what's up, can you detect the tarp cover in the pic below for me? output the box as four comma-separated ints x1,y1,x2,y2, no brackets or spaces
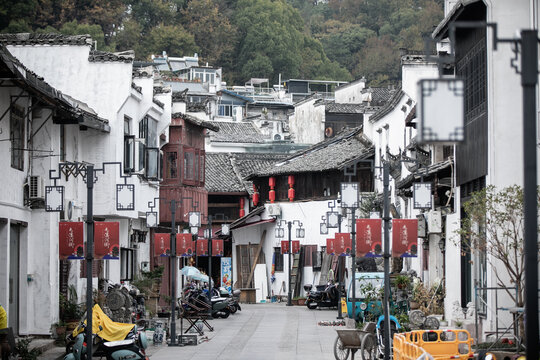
72,304,135,341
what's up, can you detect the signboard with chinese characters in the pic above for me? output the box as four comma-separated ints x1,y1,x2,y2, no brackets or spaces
154,233,170,257
291,240,300,254
212,239,224,256
326,238,335,255
392,219,418,258
197,239,208,256
59,222,84,260
176,233,194,257
280,240,289,254
94,222,119,260
356,219,382,257
221,257,232,292
335,233,352,256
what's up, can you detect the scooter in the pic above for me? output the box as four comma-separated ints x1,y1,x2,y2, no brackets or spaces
183,286,231,319
304,282,339,310
64,305,148,360
212,287,242,314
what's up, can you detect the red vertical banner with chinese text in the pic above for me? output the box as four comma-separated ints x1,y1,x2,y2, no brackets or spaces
392,219,418,257
176,233,194,257
335,233,352,256
281,240,289,254
59,222,84,260
95,222,119,259
356,219,382,257
292,240,300,254
326,238,335,255
197,239,209,256
154,233,170,257
212,239,224,256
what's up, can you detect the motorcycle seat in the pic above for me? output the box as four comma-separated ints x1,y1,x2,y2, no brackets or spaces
103,339,135,347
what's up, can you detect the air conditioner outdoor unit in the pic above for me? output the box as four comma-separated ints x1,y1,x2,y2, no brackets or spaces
29,175,44,199
266,204,281,216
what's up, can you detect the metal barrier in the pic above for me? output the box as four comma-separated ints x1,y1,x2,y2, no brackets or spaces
394,329,474,360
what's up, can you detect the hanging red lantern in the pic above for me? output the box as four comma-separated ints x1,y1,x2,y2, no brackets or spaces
252,184,259,206
268,176,276,188
288,187,295,202
269,190,276,203
288,175,295,186
239,197,245,217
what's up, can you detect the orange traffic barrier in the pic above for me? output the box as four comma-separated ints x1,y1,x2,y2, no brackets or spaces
394,329,474,360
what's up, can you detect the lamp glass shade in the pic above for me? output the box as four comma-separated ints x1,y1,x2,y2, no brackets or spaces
327,211,340,228
221,224,230,236
190,226,199,235
296,228,305,238
188,211,201,227
275,227,284,238
320,222,328,235
340,182,360,208
146,212,158,228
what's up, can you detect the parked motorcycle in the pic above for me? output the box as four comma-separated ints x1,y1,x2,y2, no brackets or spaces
182,285,231,319
212,287,242,314
64,305,148,360
304,282,339,310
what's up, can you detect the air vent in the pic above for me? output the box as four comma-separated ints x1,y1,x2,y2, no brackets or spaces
29,175,44,199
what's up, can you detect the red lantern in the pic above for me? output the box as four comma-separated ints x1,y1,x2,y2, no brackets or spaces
269,176,276,188
253,191,259,206
269,190,276,203
239,197,246,217
288,175,295,186
288,187,295,202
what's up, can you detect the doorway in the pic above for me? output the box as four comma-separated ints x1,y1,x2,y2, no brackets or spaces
9,223,21,334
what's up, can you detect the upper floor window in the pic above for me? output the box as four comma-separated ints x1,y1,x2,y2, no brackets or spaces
124,115,160,180
11,104,24,170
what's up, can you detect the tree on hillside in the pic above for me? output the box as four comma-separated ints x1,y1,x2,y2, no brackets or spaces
144,24,198,59
457,185,540,340
298,36,351,81
0,0,37,32
181,0,237,67
234,0,304,82
353,35,399,86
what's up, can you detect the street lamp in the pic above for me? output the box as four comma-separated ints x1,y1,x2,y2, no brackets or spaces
275,219,305,306
46,161,135,357
146,196,198,347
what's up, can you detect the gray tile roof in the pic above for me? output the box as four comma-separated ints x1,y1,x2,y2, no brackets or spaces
323,102,366,113
246,127,374,179
0,33,92,46
367,87,398,107
171,112,219,131
208,121,267,143
368,89,405,123
88,50,134,63
205,152,288,193
396,158,454,189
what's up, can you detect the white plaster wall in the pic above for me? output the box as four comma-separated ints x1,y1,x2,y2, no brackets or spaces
401,60,438,100
289,98,325,144
335,80,366,104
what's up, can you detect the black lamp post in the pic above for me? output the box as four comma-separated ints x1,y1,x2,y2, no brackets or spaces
47,161,135,357
146,196,198,347
275,219,305,306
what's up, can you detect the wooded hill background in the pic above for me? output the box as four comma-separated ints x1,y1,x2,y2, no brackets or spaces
1,0,443,86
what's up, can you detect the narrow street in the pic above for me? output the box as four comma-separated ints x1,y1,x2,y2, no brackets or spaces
151,303,342,360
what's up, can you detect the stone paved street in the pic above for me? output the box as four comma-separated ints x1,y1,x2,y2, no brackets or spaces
150,303,343,360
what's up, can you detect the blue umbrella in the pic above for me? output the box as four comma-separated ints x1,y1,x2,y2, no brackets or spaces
181,266,200,278
191,273,209,283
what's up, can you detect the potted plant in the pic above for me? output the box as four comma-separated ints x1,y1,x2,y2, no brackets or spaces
59,286,84,330
394,275,411,290
296,297,307,306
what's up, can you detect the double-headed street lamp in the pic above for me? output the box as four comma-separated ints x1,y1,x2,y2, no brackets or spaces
275,219,305,306
146,196,198,347
46,161,135,357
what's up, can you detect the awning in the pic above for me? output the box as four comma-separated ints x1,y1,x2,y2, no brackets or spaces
215,206,274,235
396,158,454,189
232,218,275,230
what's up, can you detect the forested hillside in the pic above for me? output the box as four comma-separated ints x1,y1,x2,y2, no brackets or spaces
0,0,443,86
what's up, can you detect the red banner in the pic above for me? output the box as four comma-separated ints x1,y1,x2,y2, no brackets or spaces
335,233,352,256
59,222,84,260
292,240,300,254
281,240,289,254
154,233,170,257
176,233,194,257
212,239,224,257
94,222,119,260
392,219,418,257
197,239,208,256
356,219,383,257
326,238,335,255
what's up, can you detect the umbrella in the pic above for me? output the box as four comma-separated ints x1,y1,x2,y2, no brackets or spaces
191,273,209,283
181,266,200,278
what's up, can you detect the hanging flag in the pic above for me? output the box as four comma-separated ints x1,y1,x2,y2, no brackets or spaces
392,219,418,257
197,239,208,256
59,222,84,260
154,233,170,257
326,238,335,255
356,219,383,257
212,239,224,256
281,240,289,254
335,233,352,256
95,222,120,260
176,233,194,257
292,240,300,254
